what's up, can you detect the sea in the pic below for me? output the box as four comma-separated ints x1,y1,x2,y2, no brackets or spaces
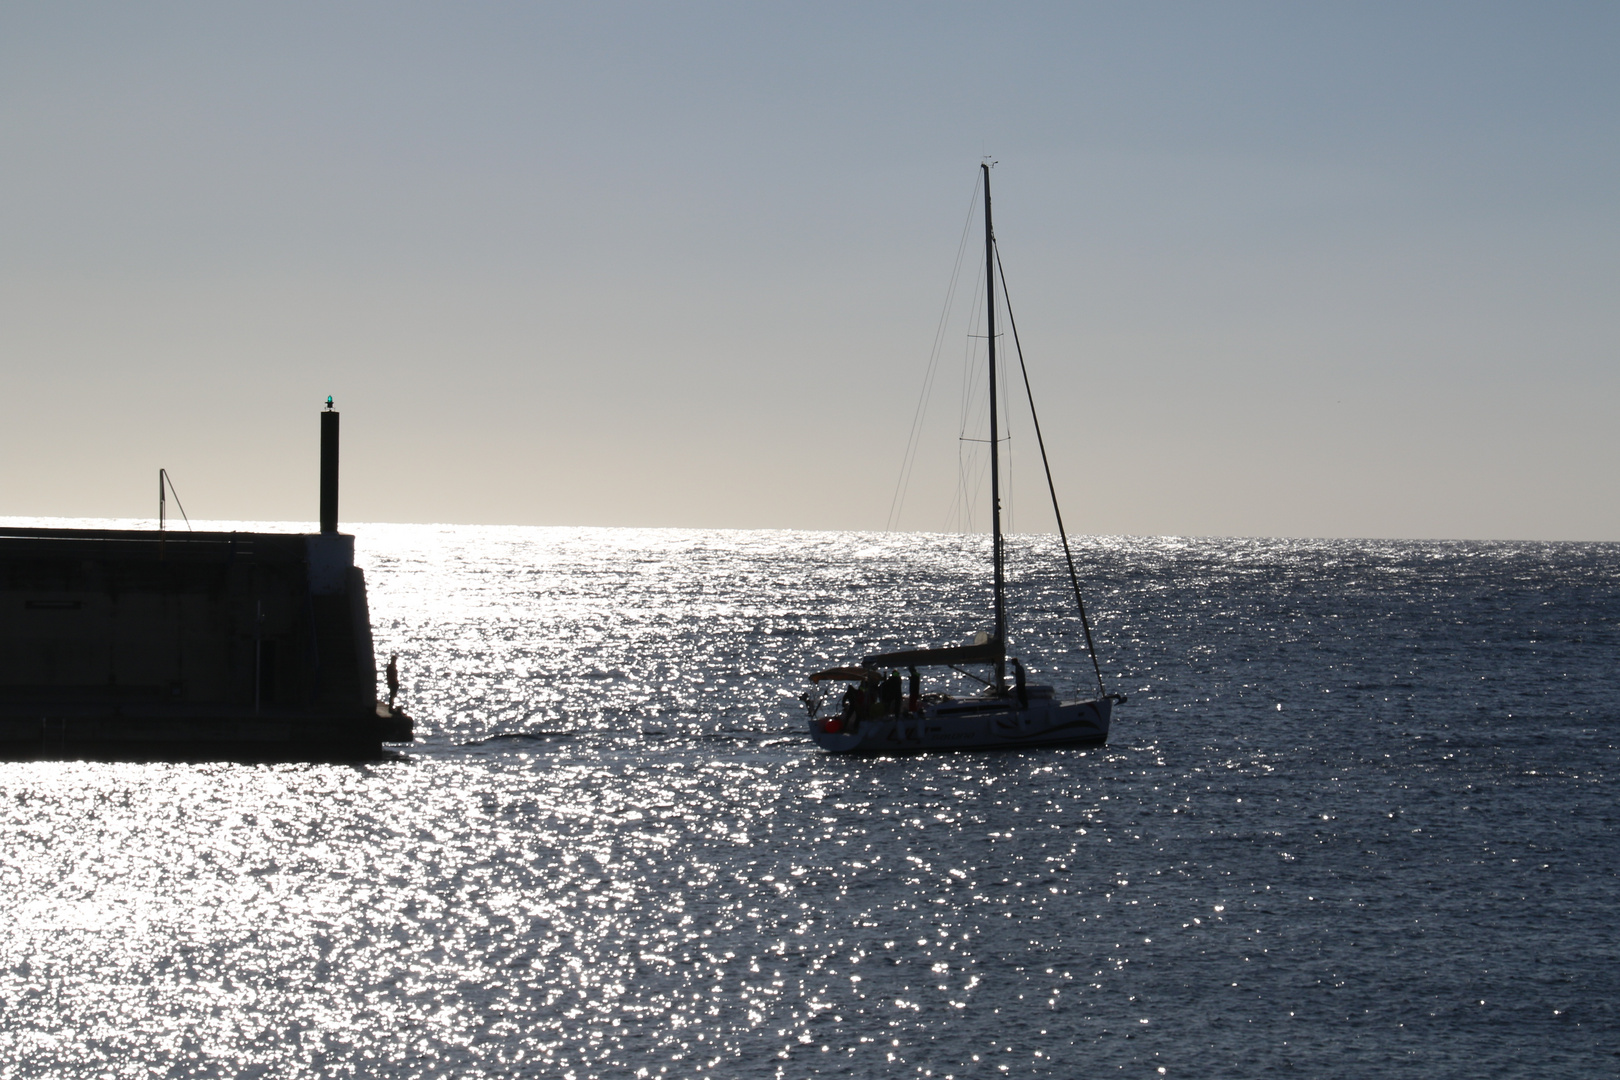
1,524,1616,1079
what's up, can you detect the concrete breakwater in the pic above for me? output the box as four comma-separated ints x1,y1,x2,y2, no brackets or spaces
0,527,409,757
0,405,412,758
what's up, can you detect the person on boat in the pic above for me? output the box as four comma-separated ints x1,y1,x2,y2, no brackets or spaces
840,684,860,730
859,672,883,721
1013,658,1027,708
386,654,400,709
908,666,921,712
880,671,904,718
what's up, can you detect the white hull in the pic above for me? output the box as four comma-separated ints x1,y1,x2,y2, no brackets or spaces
809,694,1111,754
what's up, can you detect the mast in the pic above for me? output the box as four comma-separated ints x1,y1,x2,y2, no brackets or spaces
983,162,1007,689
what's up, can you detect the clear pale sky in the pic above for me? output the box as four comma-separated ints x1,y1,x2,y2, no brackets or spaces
2,3,1616,539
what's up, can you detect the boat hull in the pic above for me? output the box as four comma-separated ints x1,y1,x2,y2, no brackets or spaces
809,695,1111,754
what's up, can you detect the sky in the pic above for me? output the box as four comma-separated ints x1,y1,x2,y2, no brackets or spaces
1,2,1616,539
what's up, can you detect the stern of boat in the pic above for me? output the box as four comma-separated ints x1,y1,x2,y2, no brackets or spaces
808,716,868,753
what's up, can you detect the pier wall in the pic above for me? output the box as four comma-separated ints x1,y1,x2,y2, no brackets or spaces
0,526,404,756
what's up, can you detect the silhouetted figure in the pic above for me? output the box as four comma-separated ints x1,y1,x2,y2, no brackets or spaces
1012,657,1028,708
386,653,399,709
840,685,858,729
880,671,904,717
908,666,921,711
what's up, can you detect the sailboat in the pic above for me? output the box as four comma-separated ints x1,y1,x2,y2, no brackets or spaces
804,164,1125,753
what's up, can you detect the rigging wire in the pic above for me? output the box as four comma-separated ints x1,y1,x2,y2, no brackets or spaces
948,275,1017,538
1001,317,1016,536
158,469,193,532
994,241,1107,699
948,259,990,534
885,176,983,532
956,266,986,441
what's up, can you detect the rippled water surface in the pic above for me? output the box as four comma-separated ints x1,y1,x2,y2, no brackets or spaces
2,526,1617,1078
